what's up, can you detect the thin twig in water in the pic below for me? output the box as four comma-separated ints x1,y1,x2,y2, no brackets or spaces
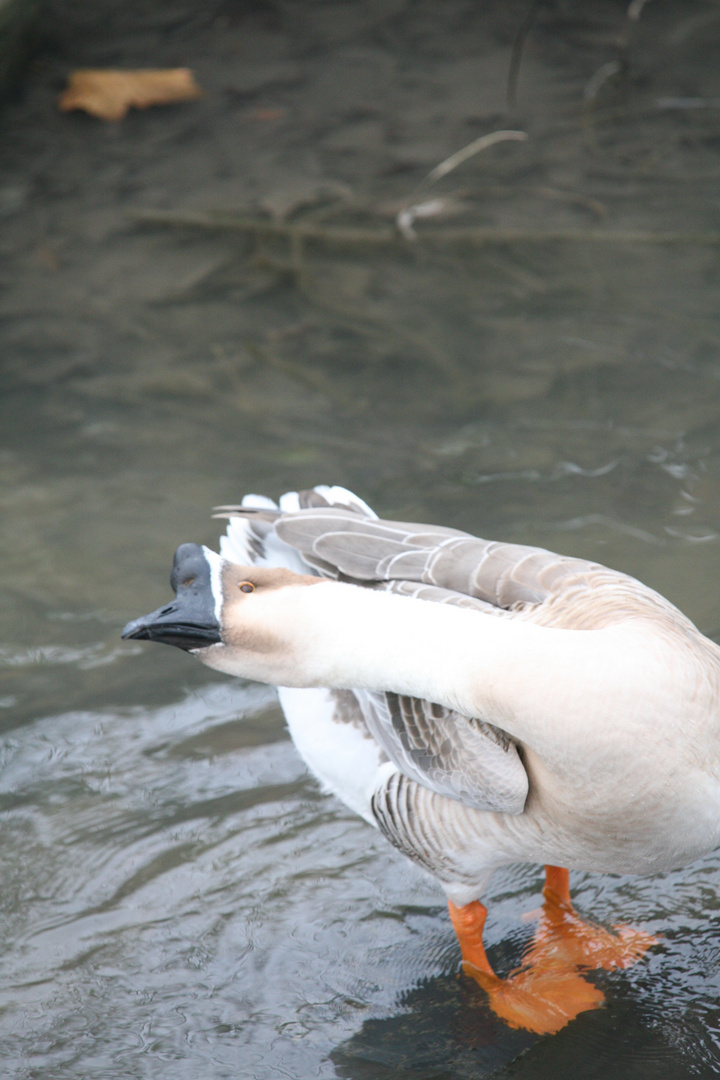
507,0,542,107
395,129,528,239
584,61,622,103
396,199,448,242
585,0,654,127
425,131,528,185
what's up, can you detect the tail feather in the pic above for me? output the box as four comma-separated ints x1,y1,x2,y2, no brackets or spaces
306,485,377,518
219,514,310,573
240,493,279,510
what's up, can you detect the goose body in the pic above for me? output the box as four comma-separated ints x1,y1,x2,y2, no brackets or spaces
122,485,720,1033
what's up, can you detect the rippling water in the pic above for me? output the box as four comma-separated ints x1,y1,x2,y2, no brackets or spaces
3,1,720,1076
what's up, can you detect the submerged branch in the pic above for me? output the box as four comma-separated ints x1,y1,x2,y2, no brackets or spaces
131,209,720,248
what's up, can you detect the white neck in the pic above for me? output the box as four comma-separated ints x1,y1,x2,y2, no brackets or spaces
303,584,495,708
202,575,653,762
280,580,613,750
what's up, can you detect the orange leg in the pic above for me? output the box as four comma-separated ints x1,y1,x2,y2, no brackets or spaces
544,865,572,907
522,865,659,972
448,898,604,1035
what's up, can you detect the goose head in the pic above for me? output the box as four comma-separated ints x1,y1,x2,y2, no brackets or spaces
121,543,325,685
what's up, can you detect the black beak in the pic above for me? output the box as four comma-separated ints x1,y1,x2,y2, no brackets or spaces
121,543,222,652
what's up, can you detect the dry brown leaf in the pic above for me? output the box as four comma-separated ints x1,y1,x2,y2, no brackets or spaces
58,68,202,121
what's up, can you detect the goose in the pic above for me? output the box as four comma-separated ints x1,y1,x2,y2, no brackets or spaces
122,485,720,1034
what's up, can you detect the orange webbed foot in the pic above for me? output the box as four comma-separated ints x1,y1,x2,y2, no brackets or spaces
523,909,658,972
464,959,604,1035
448,897,604,1035
523,866,659,972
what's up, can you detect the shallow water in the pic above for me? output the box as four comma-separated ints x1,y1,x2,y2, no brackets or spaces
2,1,720,1076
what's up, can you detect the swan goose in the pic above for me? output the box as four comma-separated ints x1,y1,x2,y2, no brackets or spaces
122,485,720,1034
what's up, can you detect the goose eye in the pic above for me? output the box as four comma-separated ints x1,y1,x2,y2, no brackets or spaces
238,581,255,593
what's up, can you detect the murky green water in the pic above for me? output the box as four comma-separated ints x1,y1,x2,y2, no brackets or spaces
2,1,720,1076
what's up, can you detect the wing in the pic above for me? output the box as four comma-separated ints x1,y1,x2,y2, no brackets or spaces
271,507,686,630
271,507,582,602
355,689,527,814
371,769,498,894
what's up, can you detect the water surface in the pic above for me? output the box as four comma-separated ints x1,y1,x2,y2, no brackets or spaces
2,1,720,1076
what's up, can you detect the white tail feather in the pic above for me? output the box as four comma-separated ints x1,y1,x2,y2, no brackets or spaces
241,494,278,510
312,485,377,518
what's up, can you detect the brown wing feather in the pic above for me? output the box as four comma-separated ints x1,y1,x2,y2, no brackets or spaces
371,770,498,892
274,508,690,630
355,688,528,813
